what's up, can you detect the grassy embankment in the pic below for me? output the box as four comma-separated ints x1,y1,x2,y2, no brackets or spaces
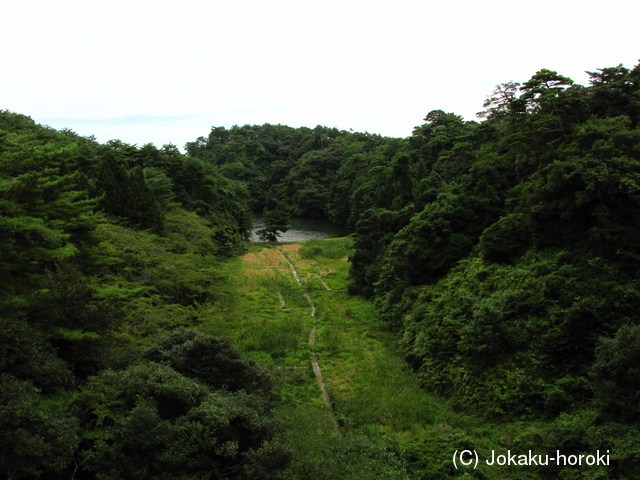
197,237,530,479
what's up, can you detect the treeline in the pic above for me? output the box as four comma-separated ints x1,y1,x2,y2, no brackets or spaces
188,63,640,478
184,123,392,224
348,65,640,478
0,112,290,479
348,65,640,417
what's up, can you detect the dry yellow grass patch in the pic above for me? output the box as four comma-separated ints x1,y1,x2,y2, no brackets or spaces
280,244,302,254
242,267,290,278
296,258,336,277
279,243,334,276
242,247,287,268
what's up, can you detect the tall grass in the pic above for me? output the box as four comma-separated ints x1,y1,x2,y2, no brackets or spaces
299,236,354,259
199,239,510,479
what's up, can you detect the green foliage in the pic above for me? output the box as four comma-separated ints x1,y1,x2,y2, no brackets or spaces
93,220,227,307
257,205,290,242
477,81,521,120
0,315,75,392
143,166,177,212
299,236,354,260
382,190,481,285
126,166,164,231
479,213,531,262
0,374,78,479
348,207,413,297
591,324,640,422
280,405,413,480
405,426,485,479
95,153,130,220
522,116,640,261
0,129,97,302
143,328,275,395
519,69,574,112
74,361,289,479
28,262,114,377
3,59,640,478
284,149,339,217
337,65,640,472
587,63,640,123
399,249,640,419
184,122,389,222
0,111,257,479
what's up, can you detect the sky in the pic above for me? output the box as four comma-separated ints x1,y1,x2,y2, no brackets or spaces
2,0,639,151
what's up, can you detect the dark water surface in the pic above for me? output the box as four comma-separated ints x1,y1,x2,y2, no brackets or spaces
249,216,352,242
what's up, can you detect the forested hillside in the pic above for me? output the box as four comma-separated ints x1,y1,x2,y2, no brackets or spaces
2,60,640,479
0,112,289,479
348,65,640,425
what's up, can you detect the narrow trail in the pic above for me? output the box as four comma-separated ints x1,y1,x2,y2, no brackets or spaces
280,249,302,286
278,247,332,410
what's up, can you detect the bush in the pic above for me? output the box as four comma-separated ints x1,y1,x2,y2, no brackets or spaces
143,328,275,395
0,315,74,392
479,213,531,263
591,324,640,422
0,375,78,479
74,361,289,479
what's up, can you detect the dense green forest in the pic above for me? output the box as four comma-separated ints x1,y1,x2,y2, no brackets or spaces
0,113,287,479
2,60,640,479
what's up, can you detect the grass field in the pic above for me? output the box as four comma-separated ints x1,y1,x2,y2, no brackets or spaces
197,238,515,479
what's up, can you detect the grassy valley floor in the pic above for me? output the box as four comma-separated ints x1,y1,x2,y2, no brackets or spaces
196,238,529,480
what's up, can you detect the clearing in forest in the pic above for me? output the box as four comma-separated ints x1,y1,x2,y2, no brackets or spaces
204,239,439,434
199,238,496,478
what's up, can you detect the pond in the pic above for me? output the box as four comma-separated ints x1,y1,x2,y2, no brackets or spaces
248,216,352,242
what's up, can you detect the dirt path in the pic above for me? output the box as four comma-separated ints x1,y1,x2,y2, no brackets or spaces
278,247,332,410
280,249,302,286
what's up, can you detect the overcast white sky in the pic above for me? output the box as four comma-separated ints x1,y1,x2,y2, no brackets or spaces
2,0,639,150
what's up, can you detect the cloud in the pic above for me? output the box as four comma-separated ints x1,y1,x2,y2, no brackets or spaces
3,0,639,147
40,115,200,127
